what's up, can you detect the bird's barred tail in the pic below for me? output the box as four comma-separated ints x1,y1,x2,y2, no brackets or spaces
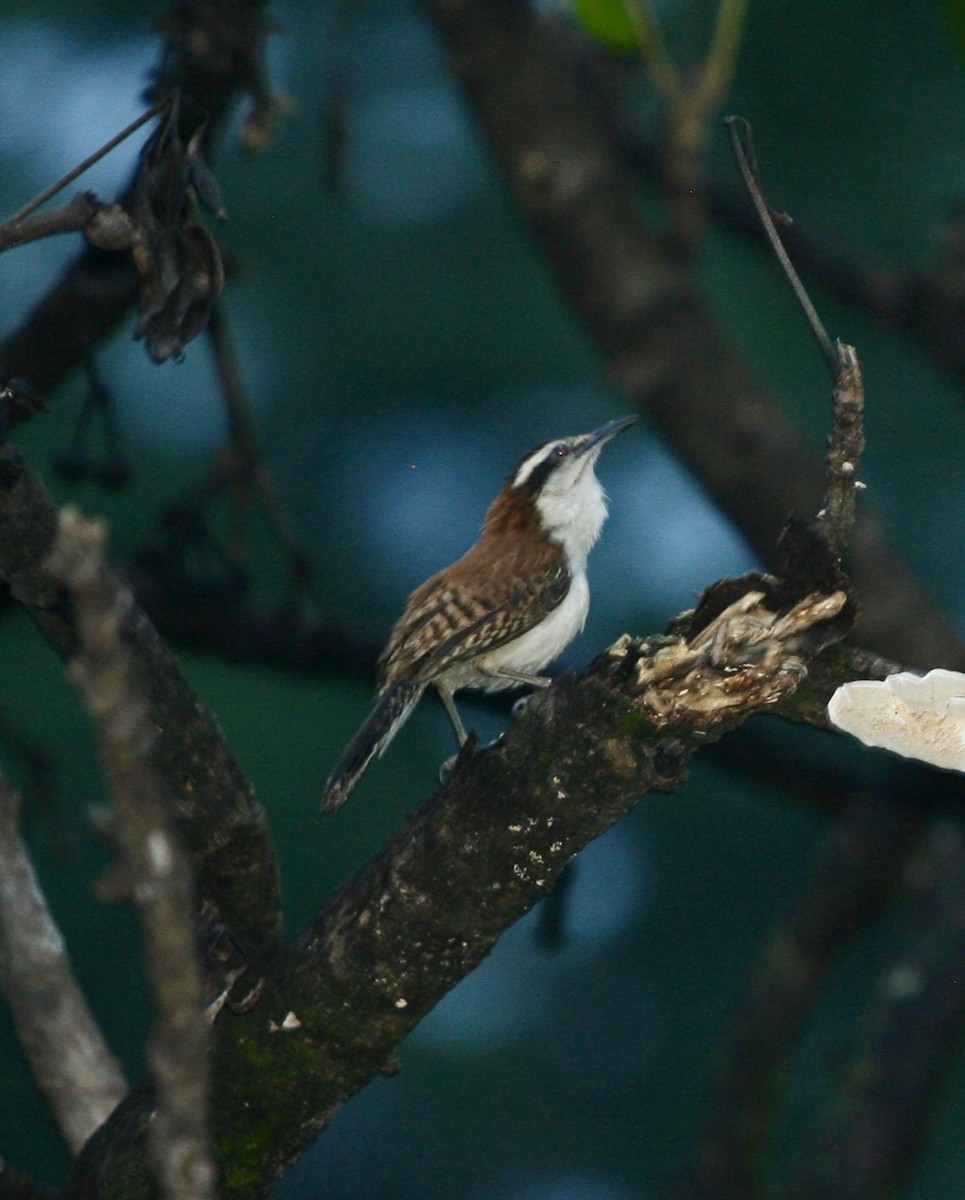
322,682,424,812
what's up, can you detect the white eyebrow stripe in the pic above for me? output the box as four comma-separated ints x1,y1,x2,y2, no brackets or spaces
512,442,554,488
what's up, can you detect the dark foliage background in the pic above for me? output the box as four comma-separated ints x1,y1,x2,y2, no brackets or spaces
0,1,962,1197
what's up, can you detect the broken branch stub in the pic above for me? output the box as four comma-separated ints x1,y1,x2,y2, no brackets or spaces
594,588,850,736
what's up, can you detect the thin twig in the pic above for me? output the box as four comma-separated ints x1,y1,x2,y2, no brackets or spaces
206,302,314,587
573,45,965,386
725,115,840,379
0,769,127,1153
1,99,168,229
696,0,749,110
0,0,276,405
726,116,864,556
622,0,680,98
0,193,100,254
46,508,215,1200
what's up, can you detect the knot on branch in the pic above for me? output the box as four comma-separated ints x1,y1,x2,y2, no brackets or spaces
85,201,138,252
599,589,849,730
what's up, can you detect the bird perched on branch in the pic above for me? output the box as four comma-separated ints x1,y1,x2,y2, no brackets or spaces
322,415,636,811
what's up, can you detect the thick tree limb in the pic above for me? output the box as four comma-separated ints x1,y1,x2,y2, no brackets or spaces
420,0,962,674
64,579,852,1199
0,771,127,1154
59,356,862,1197
0,446,282,978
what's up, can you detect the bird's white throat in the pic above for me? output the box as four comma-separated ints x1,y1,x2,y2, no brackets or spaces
535,467,609,568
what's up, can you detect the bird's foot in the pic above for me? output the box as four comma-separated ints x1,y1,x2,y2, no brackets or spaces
438,730,479,784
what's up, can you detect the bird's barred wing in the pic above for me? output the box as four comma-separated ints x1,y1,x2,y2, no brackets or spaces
380,559,571,686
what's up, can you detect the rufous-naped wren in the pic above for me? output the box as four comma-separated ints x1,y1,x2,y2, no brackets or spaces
322,415,636,810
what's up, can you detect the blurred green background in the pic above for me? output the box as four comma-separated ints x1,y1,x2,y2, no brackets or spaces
0,1,963,1196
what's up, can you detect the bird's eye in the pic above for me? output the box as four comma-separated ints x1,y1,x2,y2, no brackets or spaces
553,443,569,459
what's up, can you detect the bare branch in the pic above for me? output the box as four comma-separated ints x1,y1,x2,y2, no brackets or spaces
726,116,839,376
46,508,215,1200
573,50,965,388
0,101,168,231
726,121,866,560
701,174,898,757
0,445,282,980
0,770,127,1153
0,97,158,253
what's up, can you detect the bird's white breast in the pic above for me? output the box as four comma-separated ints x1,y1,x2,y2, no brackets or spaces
484,569,590,677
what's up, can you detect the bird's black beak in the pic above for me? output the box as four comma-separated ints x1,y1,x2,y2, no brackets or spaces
576,414,638,457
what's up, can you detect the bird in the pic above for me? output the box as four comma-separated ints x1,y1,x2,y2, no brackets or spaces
322,415,636,811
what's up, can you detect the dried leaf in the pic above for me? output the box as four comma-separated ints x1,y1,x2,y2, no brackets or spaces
129,100,226,363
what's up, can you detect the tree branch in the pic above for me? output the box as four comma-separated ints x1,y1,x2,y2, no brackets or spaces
65,577,853,1198
0,770,127,1154
0,194,108,255
46,508,216,1200
0,446,282,979
60,343,868,1196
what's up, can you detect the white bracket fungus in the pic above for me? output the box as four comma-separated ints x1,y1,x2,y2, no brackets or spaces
827,669,965,773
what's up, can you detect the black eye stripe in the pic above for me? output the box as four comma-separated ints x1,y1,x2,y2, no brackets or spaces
520,449,570,492
507,438,577,492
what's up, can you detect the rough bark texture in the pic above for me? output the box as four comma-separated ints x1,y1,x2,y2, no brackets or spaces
0,775,127,1154
0,447,282,978
48,509,216,1200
